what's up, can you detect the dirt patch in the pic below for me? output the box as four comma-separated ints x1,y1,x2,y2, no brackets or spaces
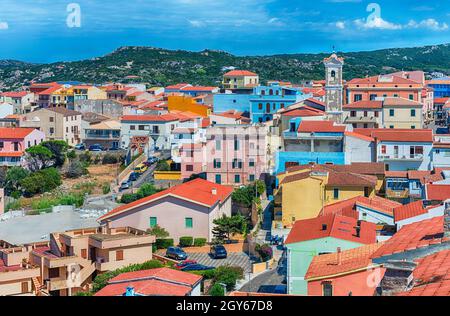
63,163,121,195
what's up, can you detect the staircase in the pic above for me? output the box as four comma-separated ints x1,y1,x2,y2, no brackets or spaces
32,277,46,296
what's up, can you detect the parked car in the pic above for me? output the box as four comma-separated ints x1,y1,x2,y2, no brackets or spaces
147,156,159,165
166,247,188,261
75,143,86,150
134,163,148,174
181,264,215,272
210,245,228,259
128,172,140,182
119,181,131,192
174,260,198,270
89,144,103,152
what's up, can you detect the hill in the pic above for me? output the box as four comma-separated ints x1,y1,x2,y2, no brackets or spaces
1,44,450,90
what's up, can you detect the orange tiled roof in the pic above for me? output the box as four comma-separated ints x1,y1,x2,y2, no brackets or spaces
305,243,384,280
297,120,346,133
95,279,193,296
285,214,377,245
224,70,258,77
371,216,446,259
347,75,421,86
426,184,450,201
1,91,29,98
281,106,325,117
321,195,401,218
353,128,433,143
393,200,427,222
397,249,450,296
99,178,233,221
343,100,383,109
0,127,36,139
121,114,179,122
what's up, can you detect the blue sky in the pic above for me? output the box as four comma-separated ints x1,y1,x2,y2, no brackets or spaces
0,0,449,63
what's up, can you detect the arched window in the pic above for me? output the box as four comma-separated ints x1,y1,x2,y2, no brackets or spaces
258,103,263,110
331,70,336,78
269,89,273,95
261,90,265,95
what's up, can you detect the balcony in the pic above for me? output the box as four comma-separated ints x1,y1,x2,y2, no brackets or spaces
378,154,424,162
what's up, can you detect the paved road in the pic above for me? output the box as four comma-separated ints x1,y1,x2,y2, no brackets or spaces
239,251,287,293
186,252,254,274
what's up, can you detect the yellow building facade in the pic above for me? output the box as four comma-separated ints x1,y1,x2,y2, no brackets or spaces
168,95,211,117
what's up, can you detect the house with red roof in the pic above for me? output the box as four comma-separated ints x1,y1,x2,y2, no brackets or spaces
98,178,233,243
222,70,259,90
394,200,445,230
343,100,383,129
0,91,35,114
353,128,433,171
285,214,377,295
0,127,45,167
305,243,385,296
94,267,202,296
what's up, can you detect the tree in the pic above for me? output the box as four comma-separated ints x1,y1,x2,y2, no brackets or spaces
41,140,69,167
209,283,225,296
213,266,244,291
21,168,62,197
4,166,29,195
255,180,266,196
65,160,88,178
25,145,54,171
212,214,247,242
147,225,170,238
156,159,170,171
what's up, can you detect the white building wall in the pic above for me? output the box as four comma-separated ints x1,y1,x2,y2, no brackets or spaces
345,135,374,164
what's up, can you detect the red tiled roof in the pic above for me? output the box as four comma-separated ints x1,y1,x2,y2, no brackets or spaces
393,200,427,222
434,98,450,104
343,100,383,109
165,83,191,90
347,75,421,86
383,97,422,107
426,184,450,201
181,86,218,92
397,249,450,296
371,216,446,259
281,106,324,117
99,178,233,221
281,163,385,177
344,131,374,142
327,172,377,187
353,128,433,143
0,152,23,157
285,214,377,245
321,196,401,218
305,243,384,280
95,279,193,296
297,120,346,133
110,267,202,285
224,70,258,77
1,91,29,98
0,127,36,139
121,114,179,122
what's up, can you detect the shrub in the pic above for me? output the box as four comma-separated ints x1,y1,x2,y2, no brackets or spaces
93,155,101,165
67,150,77,160
65,160,88,179
79,151,92,164
156,160,170,171
147,225,170,238
209,283,225,296
256,244,273,262
179,236,194,247
155,238,174,249
21,168,62,197
194,238,207,247
102,183,111,195
189,269,216,280
102,154,118,165
213,266,244,291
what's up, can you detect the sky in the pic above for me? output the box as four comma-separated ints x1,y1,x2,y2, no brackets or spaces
0,0,450,63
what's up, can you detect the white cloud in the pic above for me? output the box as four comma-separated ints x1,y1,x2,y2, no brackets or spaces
187,20,206,28
354,17,402,30
268,17,285,27
407,19,448,31
0,21,8,30
336,21,346,29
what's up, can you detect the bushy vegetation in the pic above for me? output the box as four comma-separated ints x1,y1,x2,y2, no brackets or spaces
21,168,62,197
209,283,225,296
232,180,265,208
120,183,160,204
147,225,170,239
194,238,207,247
255,244,273,262
155,159,170,171
179,236,194,247
212,214,247,243
155,238,174,249
65,160,88,179
102,154,119,165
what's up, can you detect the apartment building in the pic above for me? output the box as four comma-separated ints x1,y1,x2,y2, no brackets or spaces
0,127,45,167
21,107,82,146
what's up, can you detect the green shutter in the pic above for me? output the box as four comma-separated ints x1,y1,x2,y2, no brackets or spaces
185,217,193,228
149,217,157,228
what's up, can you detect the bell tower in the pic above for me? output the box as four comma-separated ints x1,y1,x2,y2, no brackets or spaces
324,52,344,123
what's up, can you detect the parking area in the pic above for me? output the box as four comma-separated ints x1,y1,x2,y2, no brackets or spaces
186,252,254,274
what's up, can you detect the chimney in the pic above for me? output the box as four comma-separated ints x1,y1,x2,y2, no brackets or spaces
337,247,342,265
444,199,450,237
0,188,4,216
212,188,217,196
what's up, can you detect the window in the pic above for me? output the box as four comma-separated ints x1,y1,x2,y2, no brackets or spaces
249,159,255,167
389,109,395,117
152,126,159,134
389,125,394,129
116,250,124,261
323,282,333,296
364,187,370,198
232,159,243,169
269,89,273,96
249,174,255,182
331,70,336,78
393,94,399,97
149,217,157,228
411,109,416,117
374,111,379,118
364,111,368,117
130,125,136,130
213,159,222,169
350,111,356,117
0,142,3,149
333,188,339,200
370,94,377,101
234,139,240,151
381,145,387,154
215,174,222,184
411,125,416,129
185,217,193,229
186,165,193,172
81,249,87,259
235,175,241,183
49,127,54,134
49,117,54,122
13,142,19,151
138,125,145,131
409,94,414,100
215,140,221,151
354,94,362,102
258,103,263,110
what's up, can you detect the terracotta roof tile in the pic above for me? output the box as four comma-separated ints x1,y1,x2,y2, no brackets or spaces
305,243,384,280
393,200,427,222
224,70,258,77
285,214,377,245
0,127,36,139
353,128,433,143
426,184,450,201
99,179,233,221
298,120,346,133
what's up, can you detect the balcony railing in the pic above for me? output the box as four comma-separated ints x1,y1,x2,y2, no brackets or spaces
378,154,424,161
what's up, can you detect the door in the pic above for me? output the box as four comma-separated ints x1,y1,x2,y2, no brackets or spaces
21,282,29,294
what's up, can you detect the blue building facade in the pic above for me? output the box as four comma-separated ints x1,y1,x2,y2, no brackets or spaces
275,151,345,174
213,93,253,114
428,78,450,98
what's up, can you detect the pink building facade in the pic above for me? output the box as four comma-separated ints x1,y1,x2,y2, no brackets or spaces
181,125,269,186
0,128,45,167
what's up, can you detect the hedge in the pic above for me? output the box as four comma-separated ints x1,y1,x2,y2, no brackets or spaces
179,236,193,247
194,238,207,247
155,238,174,249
